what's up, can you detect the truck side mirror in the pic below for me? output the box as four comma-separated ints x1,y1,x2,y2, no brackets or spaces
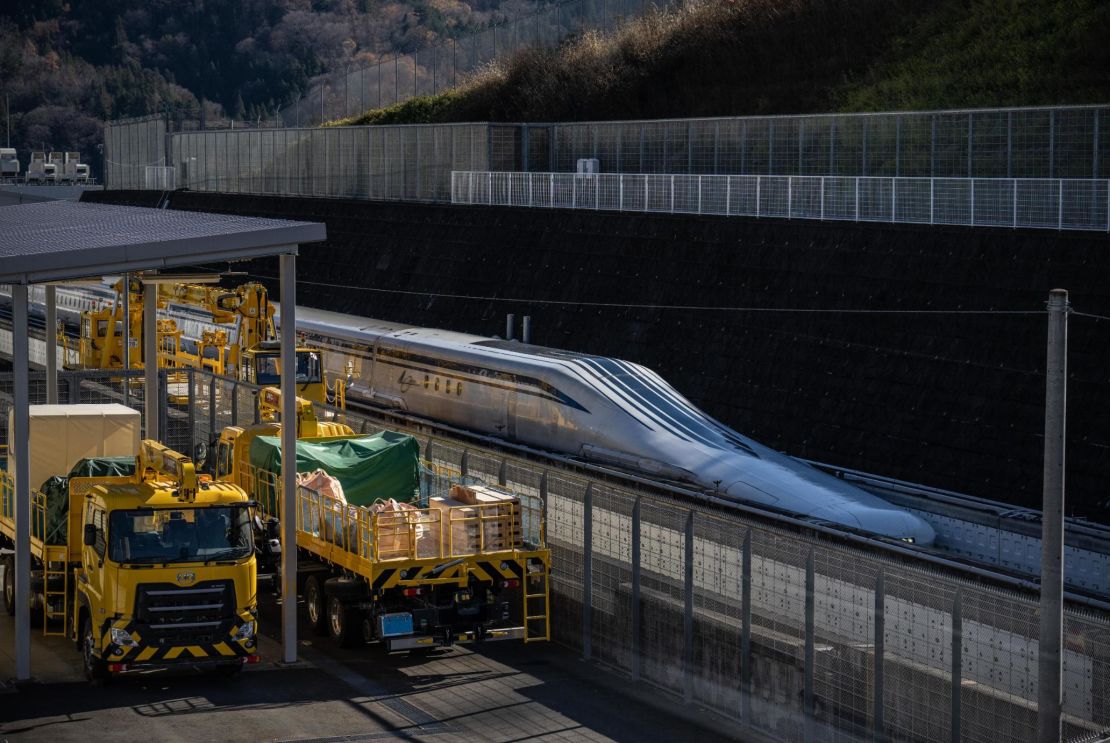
83,523,97,546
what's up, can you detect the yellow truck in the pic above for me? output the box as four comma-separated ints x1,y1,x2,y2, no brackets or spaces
211,389,552,650
0,406,259,683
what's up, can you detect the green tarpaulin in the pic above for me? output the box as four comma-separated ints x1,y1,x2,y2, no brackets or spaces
40,457,136,545
248,433,420,507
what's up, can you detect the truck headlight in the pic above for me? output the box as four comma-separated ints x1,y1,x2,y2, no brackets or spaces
109,627,139,648
234,621,256,641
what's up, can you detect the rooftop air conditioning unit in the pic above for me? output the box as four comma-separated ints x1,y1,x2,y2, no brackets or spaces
576,158,600,175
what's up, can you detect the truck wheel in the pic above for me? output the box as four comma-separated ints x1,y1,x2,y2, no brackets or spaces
327,596,360,648
304,575,329,637
2,555,13,616
82,617,110,686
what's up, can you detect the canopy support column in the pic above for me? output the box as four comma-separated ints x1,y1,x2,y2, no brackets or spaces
280,252,298,664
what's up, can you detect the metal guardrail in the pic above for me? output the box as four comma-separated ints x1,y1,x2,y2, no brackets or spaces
452,171,1110,232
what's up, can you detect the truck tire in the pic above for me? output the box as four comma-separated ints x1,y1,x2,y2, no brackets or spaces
2,555,13,616
327,596,360,648
82,617,110,685
304,575,329,637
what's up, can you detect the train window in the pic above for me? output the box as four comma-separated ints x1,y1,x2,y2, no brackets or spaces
456,382,462,396
423,374,429,389
434,378,439,392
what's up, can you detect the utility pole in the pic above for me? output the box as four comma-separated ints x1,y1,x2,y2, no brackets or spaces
1038,288,1068,743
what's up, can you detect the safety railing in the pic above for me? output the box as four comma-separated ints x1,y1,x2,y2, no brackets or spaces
241,461,543,563
452,171,1110,232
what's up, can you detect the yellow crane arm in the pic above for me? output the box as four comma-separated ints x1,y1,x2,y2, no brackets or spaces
136,440,199,502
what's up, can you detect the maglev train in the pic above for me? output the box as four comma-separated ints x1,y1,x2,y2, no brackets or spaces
0,283,935,544
289,305,936,545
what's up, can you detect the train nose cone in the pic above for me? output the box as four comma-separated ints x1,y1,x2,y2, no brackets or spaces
809,502,936,546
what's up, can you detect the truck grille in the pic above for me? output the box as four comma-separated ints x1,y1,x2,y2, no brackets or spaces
134,580,236,646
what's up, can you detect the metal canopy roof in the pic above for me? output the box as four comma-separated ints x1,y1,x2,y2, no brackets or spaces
0,200,325,284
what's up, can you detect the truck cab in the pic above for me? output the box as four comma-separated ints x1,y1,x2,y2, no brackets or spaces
240,342,330,406
73,441,259,682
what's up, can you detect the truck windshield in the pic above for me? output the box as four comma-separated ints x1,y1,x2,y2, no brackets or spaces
255,351,321,384
108,506,253,564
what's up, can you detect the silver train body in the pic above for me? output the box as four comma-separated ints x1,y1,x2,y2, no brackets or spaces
1,283,936,545
292,306,935,545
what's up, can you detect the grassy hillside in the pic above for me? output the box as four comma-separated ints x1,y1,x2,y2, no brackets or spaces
333,0,1110,127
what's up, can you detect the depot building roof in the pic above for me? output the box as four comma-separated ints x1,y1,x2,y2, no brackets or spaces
0,200,325,284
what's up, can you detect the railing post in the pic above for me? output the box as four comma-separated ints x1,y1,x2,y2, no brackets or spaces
209,371,217,434
644,175,648,210
970,178,976,226
820,176,825,220
726,176,732,216
930,178,936,225
187,367,196,457
582,483,593,660
804,549,816,739
528,172,533,206
891,177,896,222
741,528,752,723
460,449,468,478
787,175,793,218
670,175,675,213
487,171,492,204
549,172,554,206
497,458,507,486
756,176,761,218
855,177,860,222
631,495,642,680
508,172,512,204
951,588,962,743
874,571,885,740
619,173,624,211
684,509,695,703
573,175,577,209
1013,179,1018,228
697,175,703,214
1058,179,1064,230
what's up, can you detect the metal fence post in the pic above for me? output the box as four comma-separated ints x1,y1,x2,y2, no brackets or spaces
631,495,642,680
788,176,793,218
820,176,825,220
741,528,752,723
573,175,577,208
756,176,761,218
1058,179,1064,230
670,176,675,213
1013,180,1018,228
497,458,507,486
874,571,885,740
684,509,695,703
549,172,554,205
970,178,976,226
619,173,624,211
228,380,238,426
697,175,703,214
187,368,196,456
855,177,860,221
726,176,732,216
891,177,896,222
208,372,217,434
804,549,816,739
951,588,963,743
931,178,936,225
460,450,468,478
158,369,168,443
582,483,593,660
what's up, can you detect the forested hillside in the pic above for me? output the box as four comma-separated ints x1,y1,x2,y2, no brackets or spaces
0,0,540,168
337,0,1110,126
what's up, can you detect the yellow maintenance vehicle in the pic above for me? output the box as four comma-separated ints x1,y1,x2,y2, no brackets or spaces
210,388,552,650
71,278,344,407
0,407,259,682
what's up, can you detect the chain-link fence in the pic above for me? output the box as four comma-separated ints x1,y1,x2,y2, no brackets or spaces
1,365,1108,740
171,124,489,201
452,171,1110,232
279,0,670,127
547,106,1110,179
103,115,168,191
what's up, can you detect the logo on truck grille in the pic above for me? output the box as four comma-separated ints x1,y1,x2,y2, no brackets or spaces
176,571,196,584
